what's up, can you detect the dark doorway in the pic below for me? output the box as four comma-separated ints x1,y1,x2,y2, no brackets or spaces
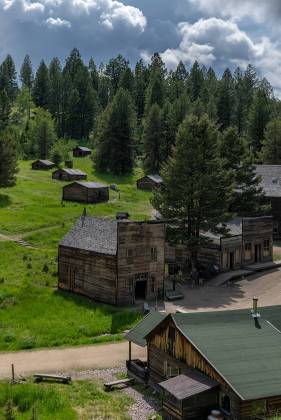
255,244,261,262
229,252,234,270
135,280,147,300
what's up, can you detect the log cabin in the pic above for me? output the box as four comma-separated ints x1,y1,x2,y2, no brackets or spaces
126,304,281,419
58,216,165,305
137,175,163,191
166,216,273,276
62,181,109,203
52,168,87,182
31,159,56,170
255,165,281,238
73,146,92,157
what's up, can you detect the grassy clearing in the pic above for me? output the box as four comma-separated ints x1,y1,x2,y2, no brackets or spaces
0,379,133,419
0,158,149,351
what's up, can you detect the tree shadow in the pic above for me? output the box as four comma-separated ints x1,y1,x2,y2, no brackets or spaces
0,194,12,208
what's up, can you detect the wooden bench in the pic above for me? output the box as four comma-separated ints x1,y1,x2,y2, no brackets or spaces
104,378,134,391
34,373,71,384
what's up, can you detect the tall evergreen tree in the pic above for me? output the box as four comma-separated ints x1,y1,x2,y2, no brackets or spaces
20,55,34,90
143,103,162,173
0,55,18,102
217,69,236,130
260,119,281,164
105,54,129,94
188,61,204,102
134,60,148,119
0,130,17,187
30,108,57,159
152,114,232,268
32,60,49,108
95,88,135,174
88,58,99,91
48,57,63,135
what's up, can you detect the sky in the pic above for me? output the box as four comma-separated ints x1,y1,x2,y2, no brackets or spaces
0,0,281,95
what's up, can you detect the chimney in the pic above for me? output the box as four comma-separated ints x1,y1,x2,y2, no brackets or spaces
251,297,260,318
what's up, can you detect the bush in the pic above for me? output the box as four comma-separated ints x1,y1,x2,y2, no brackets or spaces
19,335,36,350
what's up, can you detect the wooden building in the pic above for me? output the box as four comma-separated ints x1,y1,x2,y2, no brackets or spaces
73,146,91,157
58,217,165,305
52,168,87,182
255,165,281,237
137,175,163,190
62,181,109,203
31,159,55,170
126,305,281,419
166,216,273,275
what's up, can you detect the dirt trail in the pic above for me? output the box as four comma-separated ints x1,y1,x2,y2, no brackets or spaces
0,342,145,380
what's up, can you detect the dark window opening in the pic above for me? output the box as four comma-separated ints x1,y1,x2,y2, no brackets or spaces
151,276,155,293
135,280,147,300
221,394,231,414
151,247,158,261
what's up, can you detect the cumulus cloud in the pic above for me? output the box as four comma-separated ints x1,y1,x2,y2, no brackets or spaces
46,16,71,28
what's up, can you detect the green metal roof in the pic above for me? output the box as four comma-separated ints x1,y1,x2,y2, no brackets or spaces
172,306,281,401
125,311,166,347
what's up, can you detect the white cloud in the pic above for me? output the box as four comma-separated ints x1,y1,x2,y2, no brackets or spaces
100,2,146,32
46,16,71,27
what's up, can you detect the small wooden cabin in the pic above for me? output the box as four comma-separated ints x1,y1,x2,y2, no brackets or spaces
62,181,109,203
52,168,87,182
137,175,163,190
255,165,281,238
58,217,165,305
73,146,91,157
166,216,273,275
126,305,281,419
31,159,55,170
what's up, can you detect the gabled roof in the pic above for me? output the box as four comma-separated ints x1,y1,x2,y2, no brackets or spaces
60,216,117,255
255,165,281,197
159,372,218,400
34,159,55,166
54,168,86,176
64,181,107,189
125,311,166,347
128,306,281,401
146,175,163,184
74,146,91,152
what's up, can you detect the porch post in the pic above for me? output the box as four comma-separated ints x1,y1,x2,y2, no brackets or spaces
129,341,132,361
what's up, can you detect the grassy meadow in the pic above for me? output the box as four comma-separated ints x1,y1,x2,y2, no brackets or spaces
0,379,133,419
0,158,151,351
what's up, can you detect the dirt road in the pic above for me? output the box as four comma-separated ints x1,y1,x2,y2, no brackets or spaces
0,341,145,380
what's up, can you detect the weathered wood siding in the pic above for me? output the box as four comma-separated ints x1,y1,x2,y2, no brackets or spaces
137,177,158,190
117,222,165,305
63,184,109,203
270,197,281,238
73,148,91,157
242,217,273,265
31,161,55,170
52,170,87,181
58,245,117,304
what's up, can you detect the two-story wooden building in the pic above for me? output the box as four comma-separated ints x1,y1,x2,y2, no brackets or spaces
126,305,281,419
58,216,165,305
166,216,273,275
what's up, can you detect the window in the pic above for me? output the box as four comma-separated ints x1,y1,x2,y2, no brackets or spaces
151,247,158,261
127,249,134,264
244,242,252,260
263,239,270,257
163,361,181,378
221,393,231,414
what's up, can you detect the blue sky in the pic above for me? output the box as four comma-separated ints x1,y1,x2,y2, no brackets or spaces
0,0,281,95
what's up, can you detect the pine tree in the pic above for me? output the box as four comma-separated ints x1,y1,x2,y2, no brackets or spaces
0,55,18,102
32,60,49,108
188,61,204,102
0,90,10,131
134,60,148,119
29,108,57,158
143,104,162,173
0,130,17,187
48,57,63,134
145,71,164,113
20,54,34,90
105,54,129,94
217,69,236,130
260,120,281,164
95,88,135,174
88,58,99,91
152,114,232,268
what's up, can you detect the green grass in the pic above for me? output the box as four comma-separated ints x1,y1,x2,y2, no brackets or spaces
0,379,133,419
0,158,150,351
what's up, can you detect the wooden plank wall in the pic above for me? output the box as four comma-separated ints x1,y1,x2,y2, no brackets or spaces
242,217,273,265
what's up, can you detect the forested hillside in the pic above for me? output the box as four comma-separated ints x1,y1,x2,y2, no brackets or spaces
0,48,281,182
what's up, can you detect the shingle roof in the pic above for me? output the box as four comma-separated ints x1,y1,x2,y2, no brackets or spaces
159,372,218,400
60,216,117,255
55,168,86,175
73,181,107,189
125,311,166,347
255,165,281,197
36,160,55,166
128,306,281,400
75,146,91,152
146,175,163,184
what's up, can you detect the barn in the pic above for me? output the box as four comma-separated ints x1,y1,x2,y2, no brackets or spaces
126,304,281,419
255,165,281,238
31,159,56,170
165,216,273,275
52,168,87,182
58,216,165,305
62,181,109,203
137,175,163,190
73,146,92,157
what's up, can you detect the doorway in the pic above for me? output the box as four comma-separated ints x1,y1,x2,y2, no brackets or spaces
135,280,147,300
229,252,234,270
255,244,261,262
